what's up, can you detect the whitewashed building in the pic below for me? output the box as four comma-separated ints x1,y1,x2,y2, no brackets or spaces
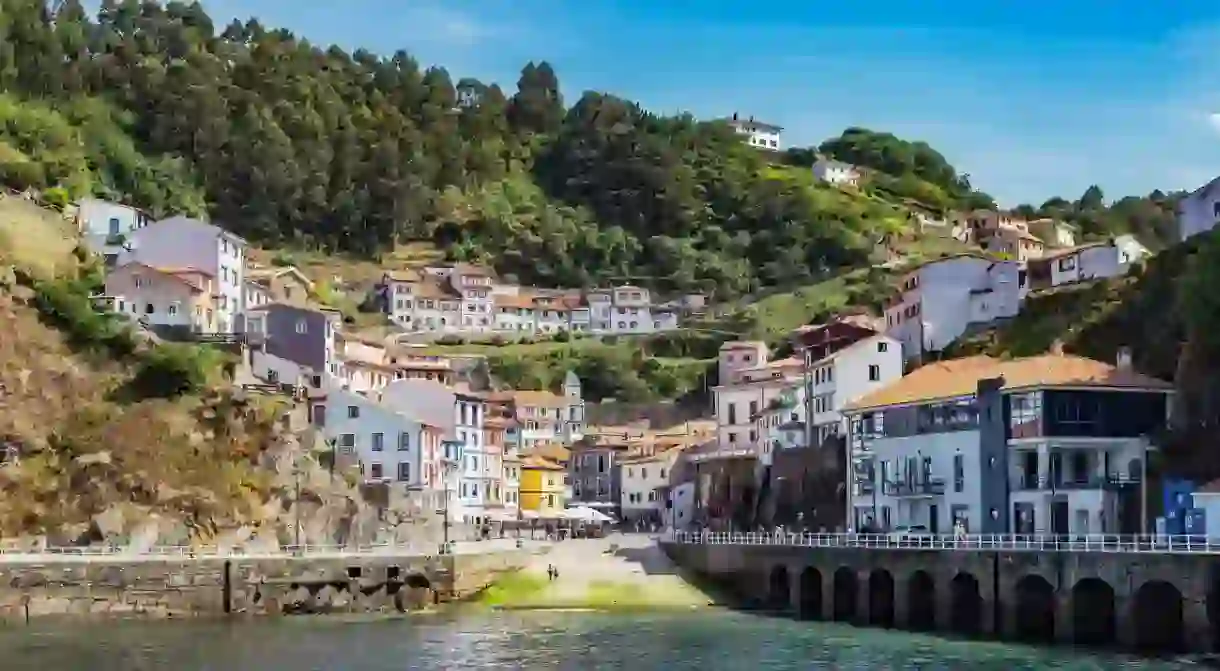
1043,235,1148,288
620,449,682,524
812,159,861,187
1178,176,1220,242
488,373,585,448
844,351,1172,535
884,254,1028,361
76,198,150,263
726,114,783,150
121,216,247,333
102,262,217,333
454,392,489,525
318,388,426,492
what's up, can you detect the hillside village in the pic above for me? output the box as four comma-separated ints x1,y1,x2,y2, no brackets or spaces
0,0,1216,546
25,168,1211,539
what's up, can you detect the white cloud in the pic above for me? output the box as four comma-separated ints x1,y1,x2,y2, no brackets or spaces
1209,113,1220,133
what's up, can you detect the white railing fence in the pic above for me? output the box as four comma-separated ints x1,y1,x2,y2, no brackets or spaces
664,530,1220,554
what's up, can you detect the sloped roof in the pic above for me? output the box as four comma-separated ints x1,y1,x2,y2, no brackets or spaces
846,353,1173,412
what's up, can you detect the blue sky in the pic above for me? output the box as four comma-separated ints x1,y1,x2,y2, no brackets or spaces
195,0,1220,205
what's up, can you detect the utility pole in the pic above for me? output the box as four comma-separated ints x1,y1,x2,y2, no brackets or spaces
293,459,302,548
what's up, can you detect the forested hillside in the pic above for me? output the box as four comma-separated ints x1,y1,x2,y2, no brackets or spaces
0,0,1186,301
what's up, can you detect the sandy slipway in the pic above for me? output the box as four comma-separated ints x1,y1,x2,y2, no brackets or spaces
479,535,715,611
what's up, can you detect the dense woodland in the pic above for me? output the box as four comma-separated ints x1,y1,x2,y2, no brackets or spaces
0,0,1186,301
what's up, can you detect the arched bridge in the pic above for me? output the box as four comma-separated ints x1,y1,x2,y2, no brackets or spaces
664,531,1220,654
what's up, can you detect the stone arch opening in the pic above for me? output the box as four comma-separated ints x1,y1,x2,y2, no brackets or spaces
1071,578,1116,647
949,572,982,636
1014,575,1056,643
768,565,790,611
832,567,858,622
908,570,936,632
1134,580,1184,652
1208,563,1220,651
868,569,895,628
405,573,432,590
799,567,823,620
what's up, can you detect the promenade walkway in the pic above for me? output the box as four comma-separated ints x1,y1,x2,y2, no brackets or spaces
667,530,1220,554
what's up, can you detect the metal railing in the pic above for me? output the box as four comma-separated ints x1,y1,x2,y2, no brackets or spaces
664,531,1220,554
0,538,540,562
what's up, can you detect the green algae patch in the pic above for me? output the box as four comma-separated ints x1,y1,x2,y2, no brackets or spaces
477,572,550,607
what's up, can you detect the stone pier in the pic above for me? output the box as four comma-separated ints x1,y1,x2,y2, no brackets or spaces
664,541,1220,653
0,550,527,620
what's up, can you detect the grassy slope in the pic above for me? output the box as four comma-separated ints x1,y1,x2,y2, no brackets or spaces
0,195,276,542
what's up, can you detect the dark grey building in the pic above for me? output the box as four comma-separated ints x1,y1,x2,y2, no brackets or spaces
569,434,631,515
245,302,343,387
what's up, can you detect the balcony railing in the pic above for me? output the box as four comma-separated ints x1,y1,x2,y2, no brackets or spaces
1011,474,1142,491
882,478,946,496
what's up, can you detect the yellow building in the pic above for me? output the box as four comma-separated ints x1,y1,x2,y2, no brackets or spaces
520,455,566,516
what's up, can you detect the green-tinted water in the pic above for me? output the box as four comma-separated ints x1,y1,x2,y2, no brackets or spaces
0,610,1198,669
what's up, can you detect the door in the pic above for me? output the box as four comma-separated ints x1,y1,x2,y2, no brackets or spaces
928,504,940,534
1051,499,1069,535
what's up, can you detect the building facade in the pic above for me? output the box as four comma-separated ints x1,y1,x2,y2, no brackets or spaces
246,303,342,388
316,388,424,494
121,216,247,333
103,262,217,334
520,456,567,516
812,159,861,187
884,254,1028,361
491,373,585,449
844,351,1172,535
1039,235,1149,288
726,114,782,150
1178,176,1220,242
76,198,150,262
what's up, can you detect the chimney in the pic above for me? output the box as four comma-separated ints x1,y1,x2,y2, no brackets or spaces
732,112,738,121
1116,346,1132,371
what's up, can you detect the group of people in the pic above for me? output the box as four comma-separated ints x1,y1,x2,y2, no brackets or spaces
546,564,560,581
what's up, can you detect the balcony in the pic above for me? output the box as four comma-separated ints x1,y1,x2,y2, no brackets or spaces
1011,473,1141,492
882,478,946,497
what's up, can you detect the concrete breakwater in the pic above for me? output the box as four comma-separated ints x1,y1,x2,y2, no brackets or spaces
0,550,528,621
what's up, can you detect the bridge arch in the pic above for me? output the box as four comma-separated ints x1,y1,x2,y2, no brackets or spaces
1014,575,1056,643
405,573,432,590
1070,577,1115,646
1133,580,1184,652
767,565,790,611
832,567,858,622
798,567,823,620
907,570,936,632
867,569,895,628
949,572,982,636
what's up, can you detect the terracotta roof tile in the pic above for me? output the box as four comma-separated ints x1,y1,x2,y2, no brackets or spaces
494,293,536,309
846,354,1172,412
522,455,565,471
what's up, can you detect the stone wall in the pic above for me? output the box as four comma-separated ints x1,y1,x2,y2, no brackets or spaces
664,542,1220,653
0,550,528,622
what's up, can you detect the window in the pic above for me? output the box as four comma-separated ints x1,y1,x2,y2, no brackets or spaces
627,467,634,478
648,491,657,502
1009,391,1042,435
1058,256,1076,272
371,433,384,452
168,303,178,316
312,404,326,427
295,319,307,334
953,454,964,492
347,405,359,419
397,462,410,482
340,433,355,449
134,275,146,289
728,432,737,443
108,217,121,236
868,365,880,381
727,404,737,425
398,432,410,451
641,468,648,479
660,468,667,479
749,401,758,417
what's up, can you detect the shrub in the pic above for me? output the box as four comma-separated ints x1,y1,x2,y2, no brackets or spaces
552,330,571,343
126,344,211,399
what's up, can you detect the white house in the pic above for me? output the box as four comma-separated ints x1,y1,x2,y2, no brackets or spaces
76,198,150,262
812,159,861,188
102,261,217,333
884,254,1027,361
1044,235,1148,288
620,448,682,524
454,392,489,525
1178,176,1220,242
805,334,905,446
665,481,697,531
317,388,425,494
726,114,782,150
121,216,247,333
843,351,1172,535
